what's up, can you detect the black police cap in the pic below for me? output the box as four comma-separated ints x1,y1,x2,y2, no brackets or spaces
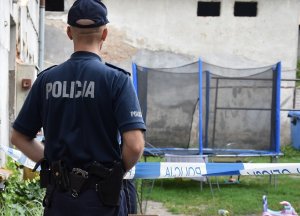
67,0,109,28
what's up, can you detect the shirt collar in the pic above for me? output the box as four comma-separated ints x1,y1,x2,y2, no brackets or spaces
71,51,102,61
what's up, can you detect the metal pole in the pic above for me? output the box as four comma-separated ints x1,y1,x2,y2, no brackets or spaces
38,0,45,71
211,78,219,149
198,59,203,154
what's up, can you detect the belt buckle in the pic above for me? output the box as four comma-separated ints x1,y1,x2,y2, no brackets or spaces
72,168,88,179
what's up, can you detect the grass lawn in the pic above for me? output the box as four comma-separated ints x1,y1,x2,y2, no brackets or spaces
138,146,300,215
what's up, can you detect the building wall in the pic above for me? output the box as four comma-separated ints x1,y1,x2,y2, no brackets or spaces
0,0,12,166
104,0,299,71
103,0,300,145
298,28,300,60
15,0,40,116
0,0,40,166
18,0,39,65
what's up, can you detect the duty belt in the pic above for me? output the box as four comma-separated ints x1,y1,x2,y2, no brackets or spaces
34,159,125,207
34,160,112,196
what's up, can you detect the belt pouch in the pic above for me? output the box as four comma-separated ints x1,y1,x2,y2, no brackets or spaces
96,162,124,206
38,159,51,188
40,169,51,188
51,160,69,191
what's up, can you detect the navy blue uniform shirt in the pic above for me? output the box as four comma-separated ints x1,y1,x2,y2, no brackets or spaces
13,51,146,169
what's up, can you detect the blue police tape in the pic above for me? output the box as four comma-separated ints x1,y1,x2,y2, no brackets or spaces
1,145,300,179
124,162,300,179
0,145,39,171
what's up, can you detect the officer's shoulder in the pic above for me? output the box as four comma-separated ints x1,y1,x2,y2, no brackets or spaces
37,65,57,77
105,62,131,76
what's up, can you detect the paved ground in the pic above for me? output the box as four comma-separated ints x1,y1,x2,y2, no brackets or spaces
145,201,260,216
144,201,187,216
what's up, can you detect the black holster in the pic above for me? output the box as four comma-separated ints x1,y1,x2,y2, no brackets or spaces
36,159,70,191
51,160,70,191
33,158,51,188
91,161,125,207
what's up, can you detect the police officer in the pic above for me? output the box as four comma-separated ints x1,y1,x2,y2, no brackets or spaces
11,0,146,215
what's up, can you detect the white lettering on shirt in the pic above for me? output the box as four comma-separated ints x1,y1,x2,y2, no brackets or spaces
130,111,142,118
45,81,95,99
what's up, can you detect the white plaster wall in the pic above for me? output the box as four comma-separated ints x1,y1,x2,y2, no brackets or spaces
104,0,299,71
26,0,39,28
18,2,39,65
0,0,40,165
298,28,300,60
15,63,38,115
65,0,75,11
15,0,40,118
0,0,11,166
0,48,10,167
13,3,39,151
0,2,10,50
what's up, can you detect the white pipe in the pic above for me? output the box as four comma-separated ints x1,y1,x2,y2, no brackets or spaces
38,0,45,71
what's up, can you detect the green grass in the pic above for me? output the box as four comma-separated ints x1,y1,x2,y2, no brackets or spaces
138,145,300,215
142,175,300,216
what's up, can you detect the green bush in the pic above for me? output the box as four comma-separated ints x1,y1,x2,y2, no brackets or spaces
0,159,44,216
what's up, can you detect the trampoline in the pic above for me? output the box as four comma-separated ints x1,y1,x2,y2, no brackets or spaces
132,60,282,158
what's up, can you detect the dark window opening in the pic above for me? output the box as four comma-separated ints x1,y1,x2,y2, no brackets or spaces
197,2,221,17
46,0,64,12
234,2,257,17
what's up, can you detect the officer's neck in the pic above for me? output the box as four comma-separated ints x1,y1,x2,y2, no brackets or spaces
73,44,101,57
74,48,101,57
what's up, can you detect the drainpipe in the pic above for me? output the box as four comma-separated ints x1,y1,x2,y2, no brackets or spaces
38,0,45,71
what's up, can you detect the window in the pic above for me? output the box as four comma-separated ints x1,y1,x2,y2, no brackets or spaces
197,1,221,17
46,0,64,12
234,2,257,17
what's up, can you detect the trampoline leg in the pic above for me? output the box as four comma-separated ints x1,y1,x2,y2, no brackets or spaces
200,175,220,197
206,177,216,197
215,177,220,191
269,156,278,188
139,179,156,214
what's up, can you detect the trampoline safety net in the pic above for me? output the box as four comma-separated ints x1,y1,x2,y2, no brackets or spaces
133,60,280,154
202,62,279,152
135,63,199,149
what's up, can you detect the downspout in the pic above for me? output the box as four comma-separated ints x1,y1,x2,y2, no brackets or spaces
38,0,45,72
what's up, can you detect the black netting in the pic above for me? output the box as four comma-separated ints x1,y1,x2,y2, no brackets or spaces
136,63,199,148
135,61,278,153
202,62,277,151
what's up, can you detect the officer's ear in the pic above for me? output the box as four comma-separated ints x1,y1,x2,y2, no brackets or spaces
67,26,73,40
101,27,108,41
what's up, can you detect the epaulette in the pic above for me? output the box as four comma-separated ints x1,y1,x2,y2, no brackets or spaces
105,62,131,76
37,65,57,77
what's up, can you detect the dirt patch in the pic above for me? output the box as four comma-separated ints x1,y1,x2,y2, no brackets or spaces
144,201,187,216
